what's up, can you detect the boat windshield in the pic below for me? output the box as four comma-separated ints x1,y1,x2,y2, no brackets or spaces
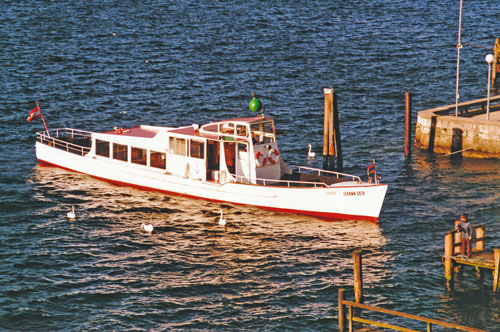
250,121,275,144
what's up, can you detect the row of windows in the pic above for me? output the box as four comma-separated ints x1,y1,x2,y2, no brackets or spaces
95,138,205,168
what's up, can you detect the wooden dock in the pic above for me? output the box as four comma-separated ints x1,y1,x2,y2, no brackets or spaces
443,224,500,291
338,250,487,332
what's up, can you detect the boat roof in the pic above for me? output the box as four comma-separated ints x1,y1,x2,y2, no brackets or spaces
100,116,273,139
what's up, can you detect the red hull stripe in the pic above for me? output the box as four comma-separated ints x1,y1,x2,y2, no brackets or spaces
37,159,379,223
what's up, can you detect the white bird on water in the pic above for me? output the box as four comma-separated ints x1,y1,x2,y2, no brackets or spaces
218,210,226,227
141,223,154,234
307,144,316,159
67,206,76,220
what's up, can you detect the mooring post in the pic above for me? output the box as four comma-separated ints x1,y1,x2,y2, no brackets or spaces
332,90,343,172
444,232,454,289
493,248,500,292
404,91,412,160
338,288,345,332
476,225,485,252
353,249,363,303
323,88,333,170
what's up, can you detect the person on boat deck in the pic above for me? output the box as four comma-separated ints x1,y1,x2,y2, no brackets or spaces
455,213,473,258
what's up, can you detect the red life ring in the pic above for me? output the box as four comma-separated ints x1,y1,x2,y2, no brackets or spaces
255,151,267,167
268,148,280,164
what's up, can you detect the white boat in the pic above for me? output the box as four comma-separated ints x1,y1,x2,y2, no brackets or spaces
34,115,388,222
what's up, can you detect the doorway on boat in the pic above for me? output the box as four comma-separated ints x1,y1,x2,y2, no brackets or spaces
206,140,220,181
236,142,251,183
223,141,236,175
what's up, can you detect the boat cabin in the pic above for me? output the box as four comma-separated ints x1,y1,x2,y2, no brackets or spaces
83,116,282,184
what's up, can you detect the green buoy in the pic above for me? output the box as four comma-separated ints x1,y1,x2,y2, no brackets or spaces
249,92,262,113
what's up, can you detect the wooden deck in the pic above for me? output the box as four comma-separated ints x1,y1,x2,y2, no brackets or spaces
443,224,500,291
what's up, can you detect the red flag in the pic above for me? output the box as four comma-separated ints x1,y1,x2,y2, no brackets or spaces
27,106,42,122
367,161,375,176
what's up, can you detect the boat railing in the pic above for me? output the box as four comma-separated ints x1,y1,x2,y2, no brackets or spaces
36,128,93,157
291,165,362,183
233,174,329,188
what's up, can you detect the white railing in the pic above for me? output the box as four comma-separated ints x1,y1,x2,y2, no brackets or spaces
291,166,362,182
36,128,93,156
233,174,328,188
232,166,361,188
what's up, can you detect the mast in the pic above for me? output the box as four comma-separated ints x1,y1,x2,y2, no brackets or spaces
455,0,463,117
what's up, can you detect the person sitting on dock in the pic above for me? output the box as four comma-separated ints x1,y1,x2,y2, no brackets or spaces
455,213,473,258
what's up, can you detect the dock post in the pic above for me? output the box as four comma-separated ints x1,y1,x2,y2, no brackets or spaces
338,288,345,332
323,89,332,170
475,225,485,252
404,91,412,160
444,232,454,289
493,248,500,292
353,249,363,303
332,90,343,172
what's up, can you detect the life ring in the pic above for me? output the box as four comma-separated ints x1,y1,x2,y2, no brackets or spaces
268,148,280,164
255,151,267,167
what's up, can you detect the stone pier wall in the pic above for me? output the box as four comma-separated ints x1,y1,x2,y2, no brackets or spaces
415,96,500,158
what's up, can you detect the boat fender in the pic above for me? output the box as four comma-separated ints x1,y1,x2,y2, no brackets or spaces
255,151,267,167
268,148,280,164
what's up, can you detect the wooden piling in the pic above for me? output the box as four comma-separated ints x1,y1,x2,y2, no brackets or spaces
323,88,333,170
323,88,342,171
404,91,412,160
494,248,500,292
444,232,454,289
476,226,485,251
338,288,345,332
353,249,363,303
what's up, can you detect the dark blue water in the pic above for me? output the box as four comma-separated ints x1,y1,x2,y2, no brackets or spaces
2,1,500,331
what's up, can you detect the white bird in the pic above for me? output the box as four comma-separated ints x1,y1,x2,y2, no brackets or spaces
307,144,316,159
218,209,226,227
141,223,154,234
67,206,76,220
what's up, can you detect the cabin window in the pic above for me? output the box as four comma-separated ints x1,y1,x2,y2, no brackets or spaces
131,147,147,165
220,123,234,135
236,125,248,137
96,139,110,157
190,139,205,159
150,150,166,169
113,143,128,161
250,122,275,143
169,137,186,156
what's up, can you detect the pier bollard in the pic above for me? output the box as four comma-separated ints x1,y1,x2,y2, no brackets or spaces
404,91,412,160
338,288,345,332
444,232,454,289
493,248,500,292
353,250,363,303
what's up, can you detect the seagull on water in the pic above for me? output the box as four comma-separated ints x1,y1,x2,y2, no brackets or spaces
218,210,226,227
67,206,76,220
307,144,316,159
141,223,154,234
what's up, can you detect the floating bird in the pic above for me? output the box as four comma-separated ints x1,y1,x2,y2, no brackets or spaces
307,144,316,159
67,206,76,220
141,223,154,234
218,209,226,227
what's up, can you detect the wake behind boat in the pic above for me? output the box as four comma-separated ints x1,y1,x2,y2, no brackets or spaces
32,109,387,222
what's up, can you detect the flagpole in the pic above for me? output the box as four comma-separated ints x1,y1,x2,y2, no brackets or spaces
373,158,377,184
36,102,50,137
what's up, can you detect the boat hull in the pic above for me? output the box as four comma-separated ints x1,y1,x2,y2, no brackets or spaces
35,142,387,222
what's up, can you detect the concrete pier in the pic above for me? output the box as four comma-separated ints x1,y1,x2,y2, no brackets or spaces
415,95,500,158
